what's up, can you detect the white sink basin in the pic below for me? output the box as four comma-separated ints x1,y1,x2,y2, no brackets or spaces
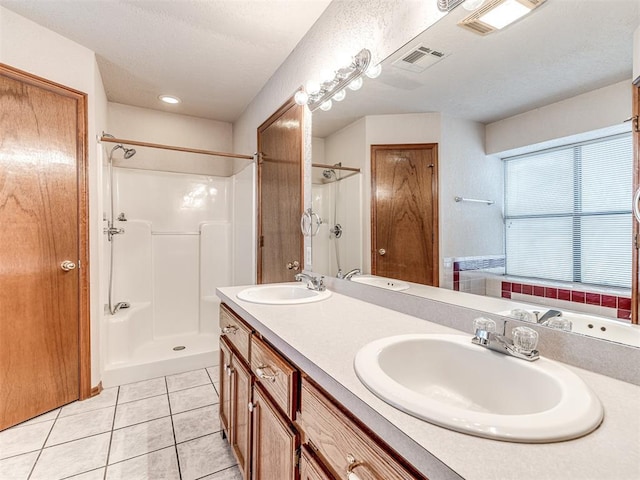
351,275,410,291
236,284,331,305
354,334,603,443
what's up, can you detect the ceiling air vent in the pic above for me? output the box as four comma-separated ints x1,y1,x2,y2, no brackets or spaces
392,46,448,73
458,0,547,36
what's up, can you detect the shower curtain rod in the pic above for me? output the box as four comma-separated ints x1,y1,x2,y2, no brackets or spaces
312,163,361,173
99,136,254,160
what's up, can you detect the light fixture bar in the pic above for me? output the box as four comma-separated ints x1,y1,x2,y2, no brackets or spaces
306,49,372,111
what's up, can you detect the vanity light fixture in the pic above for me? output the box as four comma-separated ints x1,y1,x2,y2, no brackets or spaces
294,48,381,112
158,95,181,104
458,0,546,35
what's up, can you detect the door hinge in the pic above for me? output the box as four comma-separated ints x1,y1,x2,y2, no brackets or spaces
635,233,640,250
259,236,264,248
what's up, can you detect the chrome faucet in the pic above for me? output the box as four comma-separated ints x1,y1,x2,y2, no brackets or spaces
471,318,539,362
535,309,563,324
338,268,361,280
295,273,326,291
104,221,125,242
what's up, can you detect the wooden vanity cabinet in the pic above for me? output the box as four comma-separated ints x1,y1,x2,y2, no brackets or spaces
299,444,335,480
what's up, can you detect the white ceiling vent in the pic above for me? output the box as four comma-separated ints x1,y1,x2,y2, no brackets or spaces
458,0,547,36
392,46,448,73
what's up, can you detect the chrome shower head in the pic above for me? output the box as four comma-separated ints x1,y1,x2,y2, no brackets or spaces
123,147,136,159
322,169,335,179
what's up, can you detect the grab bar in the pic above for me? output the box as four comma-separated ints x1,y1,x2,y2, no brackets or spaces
455,196,495,206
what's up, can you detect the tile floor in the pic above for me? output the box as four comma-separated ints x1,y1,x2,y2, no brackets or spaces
0,367,241,480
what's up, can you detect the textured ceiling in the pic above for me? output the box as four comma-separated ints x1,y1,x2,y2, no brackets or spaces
1,0,331,122
313,0,640,137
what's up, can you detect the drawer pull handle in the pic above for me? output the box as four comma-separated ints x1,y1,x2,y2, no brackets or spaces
222,325,238,335
346,454,364,480
227,366,234,377
256,365,278,382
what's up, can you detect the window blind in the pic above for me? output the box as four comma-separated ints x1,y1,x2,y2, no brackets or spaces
504,133,633,289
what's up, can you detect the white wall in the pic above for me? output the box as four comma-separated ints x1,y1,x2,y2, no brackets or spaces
634,25,640,83
1,6,108,386
486,80,632,155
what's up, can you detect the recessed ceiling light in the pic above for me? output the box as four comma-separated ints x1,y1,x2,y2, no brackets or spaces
479,0,532,30
159,95,181,104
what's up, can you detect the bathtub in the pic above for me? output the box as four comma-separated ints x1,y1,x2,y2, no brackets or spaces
102,301,218,387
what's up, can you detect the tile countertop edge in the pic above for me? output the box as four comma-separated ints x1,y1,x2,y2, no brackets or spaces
216,288,463,480
217,285,640,480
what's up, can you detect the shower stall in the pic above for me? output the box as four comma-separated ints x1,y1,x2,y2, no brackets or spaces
311,163,362,277
100,135,254,387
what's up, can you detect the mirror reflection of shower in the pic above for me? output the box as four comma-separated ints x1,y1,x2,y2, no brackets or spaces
312,161,361,278
103,133,137,315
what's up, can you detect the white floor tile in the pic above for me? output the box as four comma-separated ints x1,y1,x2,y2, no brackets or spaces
206,367,220,384
166,369,211,392
113,395,170,429
199,466,243,480
46,406,115,447
118,377,167,404
60,388,119,418
0,420,54,459
14,408,60,428
30,432,110,480
169,384,218,414
106,446,180,480
176,433,236,480
172,405,220,443
108,416,174,464
0,451,39,480
66,467,107,479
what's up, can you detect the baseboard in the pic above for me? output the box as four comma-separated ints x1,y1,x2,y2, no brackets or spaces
90,381,103,397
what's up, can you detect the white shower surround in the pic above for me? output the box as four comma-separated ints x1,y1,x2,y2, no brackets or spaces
102,168,233,387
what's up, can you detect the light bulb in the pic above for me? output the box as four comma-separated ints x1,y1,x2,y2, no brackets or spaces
365,63,382,79
319,68,334,84
159,95,181,104
294,90,308,106
319,100,332,111
333,89,346,102
347,77,363,91
306,80,321,95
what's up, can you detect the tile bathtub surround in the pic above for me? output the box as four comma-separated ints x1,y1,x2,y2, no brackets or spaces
500,280,632,321
0,367,240,480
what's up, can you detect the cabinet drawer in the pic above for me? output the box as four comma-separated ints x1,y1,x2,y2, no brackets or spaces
250,335,298,420
299,379,423,480
220,304,252,362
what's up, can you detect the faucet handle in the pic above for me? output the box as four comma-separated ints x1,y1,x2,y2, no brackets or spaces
512,326,539,355
473,317,496,334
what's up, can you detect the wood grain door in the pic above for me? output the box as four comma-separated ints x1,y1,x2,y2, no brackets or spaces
257,98,304,283
219,337,232,438
0,64,89,430
251,384,298,480
371,144,439,286
232,353,252,479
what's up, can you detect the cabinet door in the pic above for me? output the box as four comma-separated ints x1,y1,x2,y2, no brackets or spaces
251,385,298,480
300,444,335,480
232,353,253,479
219,337,233,438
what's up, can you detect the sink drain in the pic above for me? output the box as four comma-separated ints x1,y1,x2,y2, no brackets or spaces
173,346,186,351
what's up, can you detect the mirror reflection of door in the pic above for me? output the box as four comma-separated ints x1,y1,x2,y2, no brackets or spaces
257,99,304,283
371,144,439,286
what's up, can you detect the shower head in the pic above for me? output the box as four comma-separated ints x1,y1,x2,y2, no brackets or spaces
110,144,136,159
322,169,336,179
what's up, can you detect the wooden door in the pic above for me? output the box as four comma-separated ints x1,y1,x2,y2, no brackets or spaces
257,98,304,283
632,83,639,325
300,444,334,480
251,384,298,480
0,64,89,430
232,353,252,479
219,337,232,437
371,144,439,286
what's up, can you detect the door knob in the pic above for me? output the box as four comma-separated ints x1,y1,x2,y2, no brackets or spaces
60,260,76,271
378,248,386,256
286,260,300,270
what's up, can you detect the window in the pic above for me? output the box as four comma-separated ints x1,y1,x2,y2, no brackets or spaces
504,133,633,289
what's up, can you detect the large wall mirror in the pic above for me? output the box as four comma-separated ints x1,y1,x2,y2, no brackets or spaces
309,0,640,348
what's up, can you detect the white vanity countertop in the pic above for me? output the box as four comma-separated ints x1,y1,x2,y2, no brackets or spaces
217,285,640,480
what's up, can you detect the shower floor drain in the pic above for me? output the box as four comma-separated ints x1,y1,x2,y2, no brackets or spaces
173,346,186,351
